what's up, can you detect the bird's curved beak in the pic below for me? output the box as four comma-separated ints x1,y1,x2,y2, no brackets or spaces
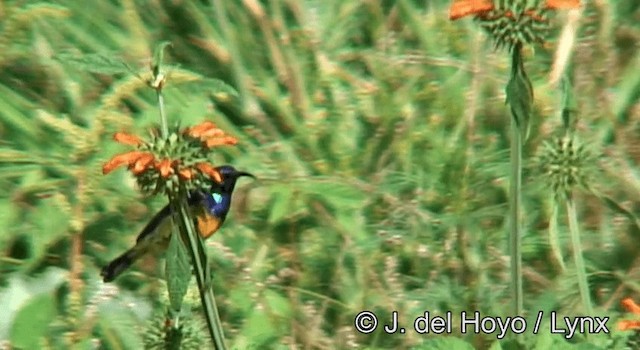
236,171,256,179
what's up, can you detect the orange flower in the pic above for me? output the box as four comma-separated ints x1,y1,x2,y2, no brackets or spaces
545,0,580,10
187,120,238,149
103,151,152,175
178,167,194,180
186,121,221,138
113,132,144,147
204,136,238,148
618,320,640,331
103,125,237,195
155,158,175,178
131,153,156,175
449,0,581,21
618,298,640,331
196,162,223,183
622,298,640,314
200,127,226,139
449,0,493,20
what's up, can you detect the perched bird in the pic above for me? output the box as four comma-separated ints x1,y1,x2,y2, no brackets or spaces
101,165,254,282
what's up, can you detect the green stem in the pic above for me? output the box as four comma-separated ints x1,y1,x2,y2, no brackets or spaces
155,80,224,347
158,91,168,138
509,119,523,316
176,193,227,349
549,200,566,272
566,197,593,316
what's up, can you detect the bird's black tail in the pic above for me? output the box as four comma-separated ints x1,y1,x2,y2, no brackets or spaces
101,248,138,282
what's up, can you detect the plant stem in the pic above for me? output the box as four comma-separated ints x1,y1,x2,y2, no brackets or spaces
509,119,523,316
158,91,168,138
549,200,566,272
155,81,224,347
176,193,227,349
566,197,593,315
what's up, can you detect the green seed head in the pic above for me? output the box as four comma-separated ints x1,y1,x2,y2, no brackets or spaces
136,127,213,196
536,134,595,200
475,0,551,51
143,311,207,350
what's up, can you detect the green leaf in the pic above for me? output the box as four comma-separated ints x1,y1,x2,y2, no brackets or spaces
191,78,239,98
10,293,56,349
561,76,578,131
54,51,133,75
506,46,533,141
152,41,172,76
166,222,192,312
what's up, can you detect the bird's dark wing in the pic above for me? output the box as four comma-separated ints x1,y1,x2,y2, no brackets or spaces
135,204,171,244
134,191,206,244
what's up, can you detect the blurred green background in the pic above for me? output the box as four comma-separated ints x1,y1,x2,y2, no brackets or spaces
1,0,639,349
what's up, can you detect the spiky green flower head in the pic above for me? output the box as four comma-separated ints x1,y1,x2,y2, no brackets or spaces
143,311,207,350
475,0,553,51
102,121,237,197
536,134,595,200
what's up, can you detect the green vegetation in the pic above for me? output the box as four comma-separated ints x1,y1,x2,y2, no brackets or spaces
1,0,640,349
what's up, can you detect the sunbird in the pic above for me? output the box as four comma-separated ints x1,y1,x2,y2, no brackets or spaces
101,165,255,282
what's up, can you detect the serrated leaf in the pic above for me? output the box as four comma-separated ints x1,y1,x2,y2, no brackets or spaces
54,52,133,75
10,293,56,349
166,217,192,312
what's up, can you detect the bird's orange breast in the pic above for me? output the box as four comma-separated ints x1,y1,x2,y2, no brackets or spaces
196,212,222,239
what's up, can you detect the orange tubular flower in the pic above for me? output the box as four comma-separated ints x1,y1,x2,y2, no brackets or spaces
131,153,156,175
196,162,223,183
449,0,581,21
114,132,144,146
623,298,640,314
103,151,152,175
204,136,238,149
186,121,221,138
187,120,238,149
178,168,194,180
155,159,175,178
545,0,581,9
618,298,640,331
449,0,493,20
